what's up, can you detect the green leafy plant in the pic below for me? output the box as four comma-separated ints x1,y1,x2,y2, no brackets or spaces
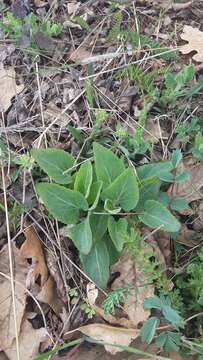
192,132,203,162
0,12,62,51
140,295,184,352
31,143,181,288
175,116,200,143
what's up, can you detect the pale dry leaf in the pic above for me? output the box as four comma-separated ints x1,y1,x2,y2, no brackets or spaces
176,225,197,247
168,159,203,203
78,324,139,354
111,252,154,327
0,67,24,112
143,119,162,144
20,223,48,286
69,47,92,63
5,320,46,360
86,283,135,328
0,243,27,350
37,276,64,316
180,25,203,63
34,0,47,7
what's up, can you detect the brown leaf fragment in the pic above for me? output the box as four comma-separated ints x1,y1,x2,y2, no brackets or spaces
5,320,46,360
176,225,197,247
69,47,92,63
78,324,139,354
180,25,203,63
0,243,27,351
37,276,64,316
0,67,24,112
111,252,154,327
168,159,203,203
20,224,48,286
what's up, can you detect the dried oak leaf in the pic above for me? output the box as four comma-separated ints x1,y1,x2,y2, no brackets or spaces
180,25,203,63
77,324,139,354
5,320,46,360
0,243,27,350
0,67,24,112
20,224,48,286
111,252,154,327
168,158,203,203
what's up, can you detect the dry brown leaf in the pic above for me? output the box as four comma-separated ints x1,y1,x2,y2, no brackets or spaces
143,119,162,144
37,276,64,316
180,25,203,63
86,283,135,328
34,0,47,7
5,320,46,360
0,243,27,351
176,225,197,247
0,67,24,112
78,324,139,354
111,252,154,327
69,47,92,63
168,159,203,203
20,224,48,286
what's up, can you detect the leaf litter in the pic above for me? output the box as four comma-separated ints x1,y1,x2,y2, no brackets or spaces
0,0,203,359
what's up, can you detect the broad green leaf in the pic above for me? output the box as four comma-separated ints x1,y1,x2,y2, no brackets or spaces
137,177,160,211
87,180,103,210
176,64,195,85
171,149,182,168
81,241,110,288
108,216,128,252
31,148,74,184
74,160,93,198
93,142,125,187
36,183,88,224
137,161,173,180
67,125,84,143
158,192,170,206
170,198,189,211
162,305,183,327
104,199,121,214
156,332,181,352
140,317,160,344
102,168,139,211
89,213,108,242
106,236,121,265
139,200,181,232
68,216,92,254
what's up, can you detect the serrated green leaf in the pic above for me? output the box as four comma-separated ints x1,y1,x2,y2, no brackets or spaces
156,331,181,352
81,241,110,288
139,200,181,232
31,148,74,184
68,216,92,254
102,168,139,211
74,160,93,198
143,296,163,310
162,305,183,327
36,183,88,224
93,142,125,187
140,317,160,344
87,180,103,210
108,216,128,252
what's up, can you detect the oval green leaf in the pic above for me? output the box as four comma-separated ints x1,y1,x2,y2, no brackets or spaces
102,168,139,211
36,183,88,224
139,200,181,232
74,160,93,198
93,142,125,188
68,216,92,254
31,148,74,184
81,241,110,289
108,216,128,252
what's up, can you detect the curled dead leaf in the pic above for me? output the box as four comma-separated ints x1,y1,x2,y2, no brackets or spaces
77,324,139,354
37,276,64,316
0,67,24,112
20,224,48,286
180,25,203,63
